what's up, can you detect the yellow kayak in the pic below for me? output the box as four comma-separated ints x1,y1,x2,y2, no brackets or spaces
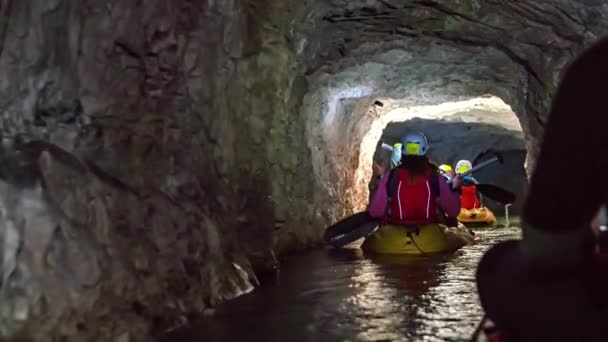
361,223,475,255
458,207,497,227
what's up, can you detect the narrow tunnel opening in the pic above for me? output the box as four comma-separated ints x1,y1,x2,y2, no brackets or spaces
308,94,529,223
362,96,528,217
301,41,531,228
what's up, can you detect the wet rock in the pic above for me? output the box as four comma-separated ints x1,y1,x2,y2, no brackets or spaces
0,142,255,341
247,250,280,276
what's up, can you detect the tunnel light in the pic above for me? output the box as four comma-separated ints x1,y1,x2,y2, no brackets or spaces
324,86,375,133
383,96,518,127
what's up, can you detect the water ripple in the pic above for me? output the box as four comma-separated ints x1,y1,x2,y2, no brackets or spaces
160,227,521,342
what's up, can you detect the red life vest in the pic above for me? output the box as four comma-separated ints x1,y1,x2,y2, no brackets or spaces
461,184,481,209
384,167,438,224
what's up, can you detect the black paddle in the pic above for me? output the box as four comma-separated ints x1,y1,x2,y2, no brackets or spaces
323,211,373,244
449,154,502,182
326,219,381,248
475,183,515,205
324,153,512,248
324,186,515,248
454,154,515,204
460,154,515,204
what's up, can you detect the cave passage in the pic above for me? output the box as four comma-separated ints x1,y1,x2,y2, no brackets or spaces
159,97,530,341
367,96,528,215
0,1,605,341
307,92,528,219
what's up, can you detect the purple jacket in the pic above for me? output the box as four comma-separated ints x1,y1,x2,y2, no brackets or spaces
369,170,461,219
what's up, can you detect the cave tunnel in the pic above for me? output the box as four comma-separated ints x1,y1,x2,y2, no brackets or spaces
0,1,606,341
368,96,528,215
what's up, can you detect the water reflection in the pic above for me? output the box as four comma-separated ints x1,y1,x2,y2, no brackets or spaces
159,227,520,342
324,249,455,341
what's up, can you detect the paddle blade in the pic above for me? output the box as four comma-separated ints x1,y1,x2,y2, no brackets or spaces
496,153,504,164
327,220,380,248
323,211,371,243
476,183,516,204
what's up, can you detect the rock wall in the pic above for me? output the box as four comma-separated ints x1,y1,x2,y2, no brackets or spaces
0,0,317,340
0,0,607,340
0,141,255,341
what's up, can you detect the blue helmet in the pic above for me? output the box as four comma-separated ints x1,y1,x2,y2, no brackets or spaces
402,132,429,156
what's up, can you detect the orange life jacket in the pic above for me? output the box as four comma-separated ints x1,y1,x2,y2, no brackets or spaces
461,184,481,210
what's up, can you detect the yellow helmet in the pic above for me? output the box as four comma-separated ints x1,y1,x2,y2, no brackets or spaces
402,132,429,156
438,164,452,174
456,160,473,174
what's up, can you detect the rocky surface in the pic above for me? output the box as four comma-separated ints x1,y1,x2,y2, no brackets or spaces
0,141,256,341
0,1,314,340
0,0,607,340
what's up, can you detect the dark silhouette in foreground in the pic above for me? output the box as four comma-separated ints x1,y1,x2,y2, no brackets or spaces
475,37,608,341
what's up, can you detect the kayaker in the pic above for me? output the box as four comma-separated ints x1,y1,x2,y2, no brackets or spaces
475,37,608,341
390,142,403,168
368,132,463,227
376,142,404,171
455,160,483,210
438,164,455,184
370,142,402,198
438,164,453,178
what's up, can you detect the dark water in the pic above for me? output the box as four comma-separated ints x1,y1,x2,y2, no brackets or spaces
160,227,520,342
